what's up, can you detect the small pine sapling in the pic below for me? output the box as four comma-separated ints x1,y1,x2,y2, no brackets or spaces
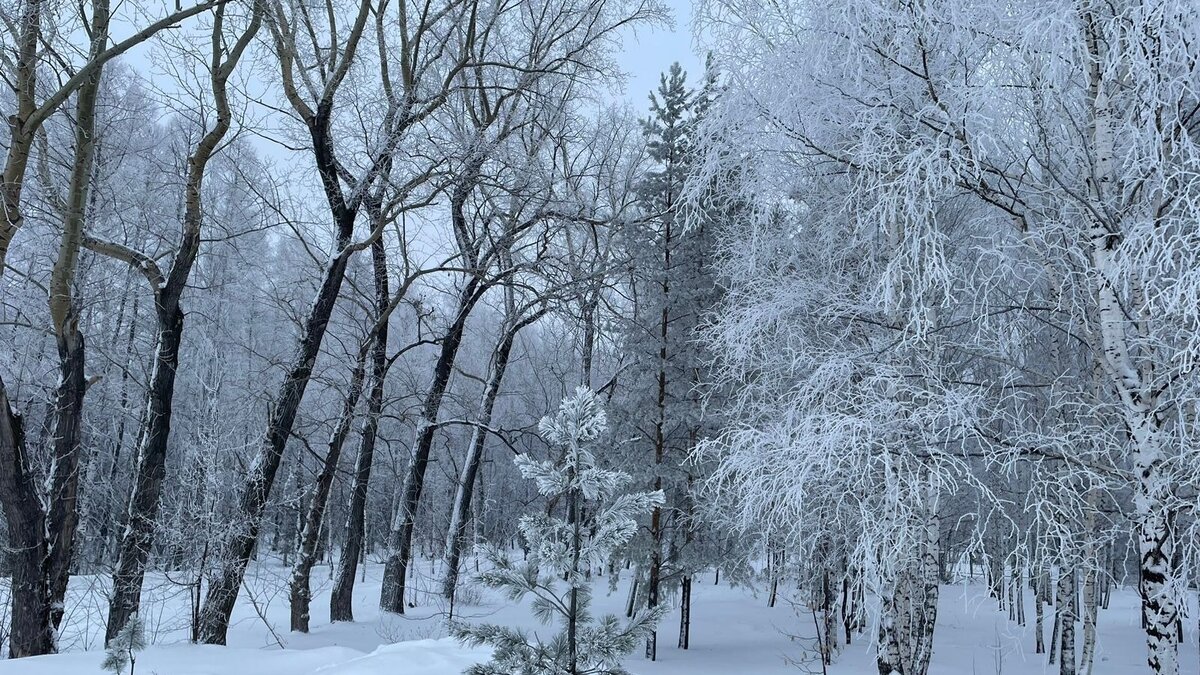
102,613,145,675
454,387,665,675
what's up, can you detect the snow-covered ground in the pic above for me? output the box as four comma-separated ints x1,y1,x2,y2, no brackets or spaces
1,558,1196,674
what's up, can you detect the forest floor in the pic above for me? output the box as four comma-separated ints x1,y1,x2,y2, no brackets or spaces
1,557,1197,674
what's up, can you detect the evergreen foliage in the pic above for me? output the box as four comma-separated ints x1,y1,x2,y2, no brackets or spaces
101,613,145,675
455,388,664,675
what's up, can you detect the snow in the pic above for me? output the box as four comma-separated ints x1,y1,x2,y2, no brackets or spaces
1,559,1196,674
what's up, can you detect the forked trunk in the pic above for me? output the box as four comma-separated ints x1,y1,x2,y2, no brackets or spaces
290,354,367,632
330,239,389,623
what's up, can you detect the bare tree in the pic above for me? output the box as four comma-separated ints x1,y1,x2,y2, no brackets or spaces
92,3,263,644
195,0,475,642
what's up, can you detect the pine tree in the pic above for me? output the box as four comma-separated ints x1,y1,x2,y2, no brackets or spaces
609,57,738,659
101,613,145,675
454,387,665,675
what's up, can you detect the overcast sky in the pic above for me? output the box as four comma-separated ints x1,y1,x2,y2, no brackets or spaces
103,0,703,174
615,0,703,108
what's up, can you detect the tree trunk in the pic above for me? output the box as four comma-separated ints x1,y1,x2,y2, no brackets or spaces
567,488,582,674
197,241,353,644
330,238,389,623
645,483,662,659
910,478,940,675
822,566,838,663
1037,566,1048,654
0,377,56,658
678,574,691,649
106,305,183,642
380,281,480,613
1057,565,1077,675
876,572,904,675
626,570,640,618
41,0,108,629
0,0,42,275
442,315,527,601
46,326,86,632
104,5,258,641
290,353,367,632
1081,10,1179,672
1080,565,1098,675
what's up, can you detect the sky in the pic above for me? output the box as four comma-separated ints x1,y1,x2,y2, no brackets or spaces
614,0,704,108
99,0,704,182
107,0,704,125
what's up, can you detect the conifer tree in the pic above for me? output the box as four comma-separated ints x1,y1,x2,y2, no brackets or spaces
101,613,145,675
609,58,734,659
455,387,664,675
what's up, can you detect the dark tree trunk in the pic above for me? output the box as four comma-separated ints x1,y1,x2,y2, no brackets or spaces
678,574,691,649
290,354,367,632
645,202,673,662
0,377,56,658
442,304,543,602
380,281,480,613
47,326,86,631
330,238,389,623
103,8,260,640
1037,567,1049,654
196,78,364,641
106,304,183,642
645,499,661,660
197,242,353,644
441,366,506,602
626,572,640,618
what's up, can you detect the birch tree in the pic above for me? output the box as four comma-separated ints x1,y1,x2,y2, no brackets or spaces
695,0,1200,671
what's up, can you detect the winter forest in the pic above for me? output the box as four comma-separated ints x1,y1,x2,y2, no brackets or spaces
2,0,1200,673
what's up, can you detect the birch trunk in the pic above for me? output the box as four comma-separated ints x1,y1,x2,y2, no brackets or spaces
1057,566,1077,675
910,476,939,675
876,572,904,675
1082,7,1179,672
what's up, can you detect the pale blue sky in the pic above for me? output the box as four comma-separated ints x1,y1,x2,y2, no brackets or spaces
615,0,703,108
105,0,703,171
